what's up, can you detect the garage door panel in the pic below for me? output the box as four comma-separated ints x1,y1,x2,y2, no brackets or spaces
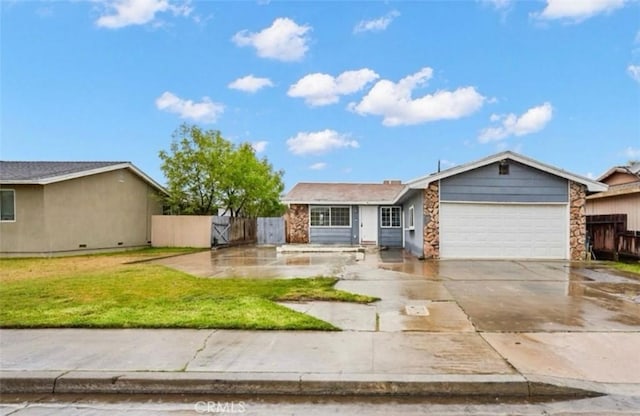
440,203,567,259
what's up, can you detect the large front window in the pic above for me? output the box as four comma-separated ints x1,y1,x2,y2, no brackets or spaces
381,206,401,228
310,206,351,227
0,189,15,221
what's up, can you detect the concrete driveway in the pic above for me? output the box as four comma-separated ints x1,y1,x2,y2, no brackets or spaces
151,246,640,389
155,247,640,333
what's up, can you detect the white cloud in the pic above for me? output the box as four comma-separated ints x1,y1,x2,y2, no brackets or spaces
309,162,327,170
287,129,359,155
627,65,640,83
232,17,311,62
349,67,485,126
353,10,400,33
95,0,192,29
288,69,379,106
228,75,274,93
251,141,268,153
478,102,553,143
624,147,640,159
534,0,626,22
155,91,224,123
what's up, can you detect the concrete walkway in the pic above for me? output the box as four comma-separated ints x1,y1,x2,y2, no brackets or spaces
2,248,640,398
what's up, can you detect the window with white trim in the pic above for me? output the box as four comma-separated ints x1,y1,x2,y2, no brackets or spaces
381,206,401,228
408,205,415,229
0,189,15,221
310,206,351,227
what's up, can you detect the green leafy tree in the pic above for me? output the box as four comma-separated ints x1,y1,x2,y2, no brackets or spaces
219,143,285,217
159,124,285,217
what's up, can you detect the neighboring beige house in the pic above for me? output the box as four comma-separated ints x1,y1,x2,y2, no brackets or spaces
586,163,640,231
0,161,167,256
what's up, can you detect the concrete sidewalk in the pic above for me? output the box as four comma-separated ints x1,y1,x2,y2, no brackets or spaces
1,328,637,398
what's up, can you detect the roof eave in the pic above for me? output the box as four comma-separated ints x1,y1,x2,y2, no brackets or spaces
1,163,168,195
282,200,398,205
406,151,608,193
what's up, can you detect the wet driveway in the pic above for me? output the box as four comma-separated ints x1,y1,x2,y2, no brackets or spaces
154,247,640,333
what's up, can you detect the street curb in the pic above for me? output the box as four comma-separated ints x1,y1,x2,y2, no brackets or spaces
0,371,601,397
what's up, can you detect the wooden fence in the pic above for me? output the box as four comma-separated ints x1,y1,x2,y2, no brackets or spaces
211,216,256,247
587,214,640,260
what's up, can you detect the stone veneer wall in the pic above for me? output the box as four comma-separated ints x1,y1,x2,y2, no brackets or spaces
286,204,309,244
423,182,440,259
569,181,587,261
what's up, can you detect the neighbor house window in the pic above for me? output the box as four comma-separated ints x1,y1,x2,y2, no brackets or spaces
381,206,401,228
408,205,415,229
310,206,351,227
0,189,15,221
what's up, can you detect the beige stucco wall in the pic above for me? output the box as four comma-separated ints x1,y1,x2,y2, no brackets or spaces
0,169,164,256
151,215,212,248
0,185,47,253
587,193,640,231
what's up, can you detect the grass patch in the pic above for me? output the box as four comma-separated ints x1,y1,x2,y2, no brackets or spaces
611,261,640,275
0,252,376,330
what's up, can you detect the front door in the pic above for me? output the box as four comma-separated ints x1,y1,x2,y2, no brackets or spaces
359,205,378,245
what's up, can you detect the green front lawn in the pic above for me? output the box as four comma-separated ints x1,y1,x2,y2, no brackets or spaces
0,251,376,330
611,261,640,275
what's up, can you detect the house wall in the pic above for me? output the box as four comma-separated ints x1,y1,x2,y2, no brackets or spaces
423,182,440,258
569,181,587,261
603,172,638,186
380,227,402,247
285,204,309,243
0,185,47,253
586,193,640,231
1,169,164,256
440,161,568,203
309,205,359,245
402,190,424,257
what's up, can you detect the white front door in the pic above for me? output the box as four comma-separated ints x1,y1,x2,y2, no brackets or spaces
360,205,378,245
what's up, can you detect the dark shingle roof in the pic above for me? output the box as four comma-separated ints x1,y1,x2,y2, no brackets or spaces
0,161,127,181
283,182,405,204
0,161,167,194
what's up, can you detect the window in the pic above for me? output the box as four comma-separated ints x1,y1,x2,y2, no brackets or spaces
381,206,401,228
408,205,415,229
499,161,510,175
310,206,351,227
0,189,15,221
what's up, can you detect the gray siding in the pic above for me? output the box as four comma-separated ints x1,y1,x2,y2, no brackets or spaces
351,205,359,245
441,161,568,203
310,227,352,244
402,190,424,257
379,227,402,247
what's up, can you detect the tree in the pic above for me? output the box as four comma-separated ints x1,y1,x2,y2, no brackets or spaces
159,124,285,217
219,143,285,217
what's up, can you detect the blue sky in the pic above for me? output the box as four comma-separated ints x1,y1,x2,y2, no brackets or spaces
2,0,639,191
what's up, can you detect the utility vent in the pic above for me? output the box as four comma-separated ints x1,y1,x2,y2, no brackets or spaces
383,180,402,185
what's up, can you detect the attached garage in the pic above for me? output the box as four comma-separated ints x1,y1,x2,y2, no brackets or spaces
402,151,607,261
440,203,568,259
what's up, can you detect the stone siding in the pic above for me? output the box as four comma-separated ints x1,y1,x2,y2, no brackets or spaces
423,182,440,259
285,204,309,244
569,181,587,261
